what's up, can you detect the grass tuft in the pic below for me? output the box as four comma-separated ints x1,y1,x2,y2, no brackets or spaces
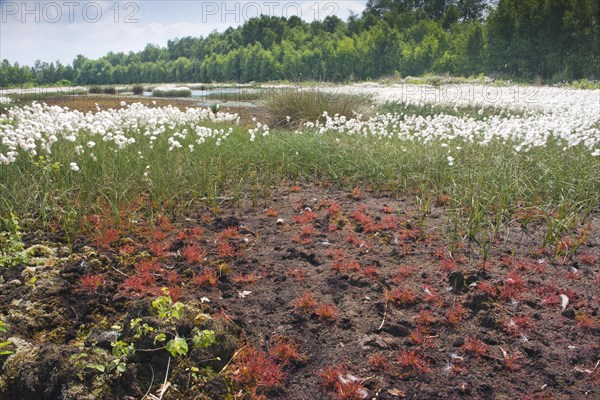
262,87,371,127
152,86,192,98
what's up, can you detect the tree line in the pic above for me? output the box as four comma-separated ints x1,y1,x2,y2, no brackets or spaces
1,0,598,86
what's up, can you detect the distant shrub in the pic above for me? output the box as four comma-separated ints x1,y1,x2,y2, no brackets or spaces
132,85,144,95
88,86,102,94
103,87,116,95
152,85,192,98
262,87,369,128
55,79,73,87
206,90,263,101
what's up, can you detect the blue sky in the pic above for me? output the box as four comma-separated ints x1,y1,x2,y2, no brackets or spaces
0,0,368,66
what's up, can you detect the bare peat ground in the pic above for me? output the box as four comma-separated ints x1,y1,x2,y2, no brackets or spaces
1,184,599,400
13,95,263,127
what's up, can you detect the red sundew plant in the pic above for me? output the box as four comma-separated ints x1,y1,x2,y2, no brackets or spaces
381,205,394,214
320,365,368,400
499,272,526,301
80,274,103,292
300,225,315,237
386,288,417,306
446,305,468,326
200,212,213,224
327,201,341,216
377,215,398,231
294,210,317,224
358,240,373,254
119,243,138,255
176,231,189,242
326,248,346,260
422,286,442,306
435,193,452,207
233,346,285,396
504,315,534,337
293,292,318,312
350,210,376,232
315,304,340,321
443,360,466,376
351,187,362,199
475,281,498,298
192,269,218,287
398,350,430,373
219,226,240,240
217,242,236,258
434,247,448,260
137,259,162,273
501,349,521,371
398,226,422,242
120,260,163,297
165,270,181,285
367,353,390,371
540,292,561,307
579,251,599,266
536,246,552,256
414,310,436,326
290,185,302,193
270,337,307,365
187,226,205,240
408,327,434,347
462,337,489,358
576,314,597,330
148,241,170,257
289,269,306,281
361,265,378,278
264,208,279,217
121,272,159,298
565,269,582,280
392,265,415,282
332,259,361,274
555,236,574,256
512,258,546,273
233,274,259,284
152,229,168,242
328,222,341,232
293,234,312,245
440,258,457,272
499,254,513,268
93,228,120,250
181,243,205,264
344,233,362,246
156,214,173,232
168,285,183,302
523,395,555,400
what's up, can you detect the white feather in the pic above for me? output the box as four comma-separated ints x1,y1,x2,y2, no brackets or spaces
560,294,569,311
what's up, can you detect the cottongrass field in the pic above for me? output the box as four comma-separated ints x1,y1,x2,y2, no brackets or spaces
1,83,599,251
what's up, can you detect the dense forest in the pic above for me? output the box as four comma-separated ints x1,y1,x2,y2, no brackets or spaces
1,0,598,86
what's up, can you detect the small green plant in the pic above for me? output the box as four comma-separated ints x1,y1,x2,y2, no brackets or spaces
70,293,217,383
152,290,185,323
0,211,27,268
0,320,13,355
151,290,216,357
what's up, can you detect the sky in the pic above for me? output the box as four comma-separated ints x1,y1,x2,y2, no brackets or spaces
0,0,368,66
